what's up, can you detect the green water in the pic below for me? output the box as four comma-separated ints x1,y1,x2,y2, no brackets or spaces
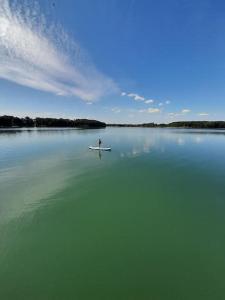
0,127,225,300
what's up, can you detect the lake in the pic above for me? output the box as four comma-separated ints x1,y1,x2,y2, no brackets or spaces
0,127,225,300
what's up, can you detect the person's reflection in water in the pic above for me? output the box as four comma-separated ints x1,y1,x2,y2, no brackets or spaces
98,150,102,160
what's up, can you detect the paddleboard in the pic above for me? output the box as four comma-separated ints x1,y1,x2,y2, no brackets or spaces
89,146,111,151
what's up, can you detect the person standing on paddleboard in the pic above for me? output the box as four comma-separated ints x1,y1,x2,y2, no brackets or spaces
98,138,102,148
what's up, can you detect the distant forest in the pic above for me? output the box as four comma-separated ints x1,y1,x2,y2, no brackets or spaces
1,115,225,129
108,121,225,129
0,115,106,128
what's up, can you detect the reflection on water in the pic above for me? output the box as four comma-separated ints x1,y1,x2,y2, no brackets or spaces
116,128,223,158
0,153,69,224
171,128,225,135
98,150,102,160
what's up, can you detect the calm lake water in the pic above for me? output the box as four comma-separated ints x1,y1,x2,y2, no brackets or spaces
0,127,225,300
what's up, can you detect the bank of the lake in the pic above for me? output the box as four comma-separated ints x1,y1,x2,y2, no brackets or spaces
107,120,225,129
2,115,225,129
0,115,106,128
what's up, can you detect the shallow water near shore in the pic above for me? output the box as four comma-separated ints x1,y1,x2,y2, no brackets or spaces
0,127,225,300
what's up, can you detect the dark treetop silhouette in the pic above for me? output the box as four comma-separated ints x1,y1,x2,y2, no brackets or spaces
108,121,225,129
0,116,106,128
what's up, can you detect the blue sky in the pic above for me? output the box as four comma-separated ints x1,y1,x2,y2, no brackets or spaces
1,0,225,123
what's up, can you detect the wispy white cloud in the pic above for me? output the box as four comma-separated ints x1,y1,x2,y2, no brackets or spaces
145,99,154,104
147,108,160,114
121,91,171,109
182,109,191,113
134,95,145,101
127,93,136,98
168,109,191,117
198,112,209,116
122,92,157,103
138,108,160,113
0,0,117,101
127,93,145,101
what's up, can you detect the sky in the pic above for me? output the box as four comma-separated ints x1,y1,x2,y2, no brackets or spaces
1,0,225,123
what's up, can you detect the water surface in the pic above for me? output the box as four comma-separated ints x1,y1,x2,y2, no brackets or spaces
0,127,225,300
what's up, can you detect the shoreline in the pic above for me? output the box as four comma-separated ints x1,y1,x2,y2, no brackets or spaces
1,115,225,129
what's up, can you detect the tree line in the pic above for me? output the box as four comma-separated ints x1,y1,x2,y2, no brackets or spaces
167,121,225,128
0,115,106,128
1,115,225,129
108,121,225,129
